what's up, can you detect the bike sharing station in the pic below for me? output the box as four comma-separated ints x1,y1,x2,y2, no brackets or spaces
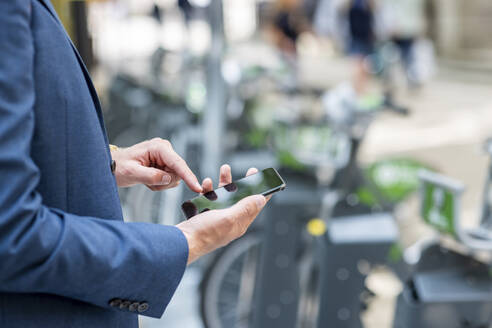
200,134,492,328
194,14,492,327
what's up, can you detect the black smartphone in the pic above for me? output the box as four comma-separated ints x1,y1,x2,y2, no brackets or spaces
181,167,286,219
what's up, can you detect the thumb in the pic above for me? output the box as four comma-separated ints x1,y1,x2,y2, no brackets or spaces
228,194,266,226
134,165,176,186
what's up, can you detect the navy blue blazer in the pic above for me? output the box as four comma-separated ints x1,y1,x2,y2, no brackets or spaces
0,1,188,327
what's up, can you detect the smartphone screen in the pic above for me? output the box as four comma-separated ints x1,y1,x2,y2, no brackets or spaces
182,168,286,219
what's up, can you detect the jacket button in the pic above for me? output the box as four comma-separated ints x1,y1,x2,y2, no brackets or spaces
109,298,122,307
129,302,139,312
138,302,149,313
119,300,131,310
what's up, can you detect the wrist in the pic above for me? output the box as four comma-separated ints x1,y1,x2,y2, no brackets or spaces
176,222,202,265
176,223,194,264
109,145,128,186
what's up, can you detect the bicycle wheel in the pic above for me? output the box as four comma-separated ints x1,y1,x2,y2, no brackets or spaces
296,243,321,328
200,231,262,328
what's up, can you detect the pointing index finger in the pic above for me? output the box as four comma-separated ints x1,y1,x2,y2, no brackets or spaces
155,141,202,193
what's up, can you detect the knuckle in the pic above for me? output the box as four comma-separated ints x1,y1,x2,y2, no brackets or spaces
151,137,171,147
171,157,184,168
150,137,162,144
161,139,171,147
151,172,161,184
242,203,256,218
120,164,133,177
223,215,236,230
233,218,249,238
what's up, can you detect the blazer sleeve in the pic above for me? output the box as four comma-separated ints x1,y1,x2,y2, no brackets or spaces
0,1,188,319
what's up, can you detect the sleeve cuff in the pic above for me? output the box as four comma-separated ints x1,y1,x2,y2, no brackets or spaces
106,224,189,318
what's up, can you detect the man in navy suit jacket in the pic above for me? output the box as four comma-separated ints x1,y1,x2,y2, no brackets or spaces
0,1,267,327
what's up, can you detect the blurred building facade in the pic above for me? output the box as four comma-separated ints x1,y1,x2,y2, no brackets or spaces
432,0,492,66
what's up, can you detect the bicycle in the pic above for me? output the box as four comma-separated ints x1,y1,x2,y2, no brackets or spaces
199,91,428,328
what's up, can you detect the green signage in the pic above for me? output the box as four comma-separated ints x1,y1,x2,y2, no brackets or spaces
421,181,457,236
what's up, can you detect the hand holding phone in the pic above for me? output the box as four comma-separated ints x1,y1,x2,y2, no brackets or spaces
176,166,285,264
181,167,286,219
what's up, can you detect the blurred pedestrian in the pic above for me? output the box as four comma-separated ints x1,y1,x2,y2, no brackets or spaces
379,0,426,86
270,0,311,56
151,2,163,24
345,0,375,95
178,0,194,27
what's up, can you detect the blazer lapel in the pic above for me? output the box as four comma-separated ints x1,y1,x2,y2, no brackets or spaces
37,0,62,25
36,0,110,147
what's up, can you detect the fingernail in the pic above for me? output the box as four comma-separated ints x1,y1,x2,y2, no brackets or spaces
195,182,203,191
161,175,172,185
255,195,266,208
